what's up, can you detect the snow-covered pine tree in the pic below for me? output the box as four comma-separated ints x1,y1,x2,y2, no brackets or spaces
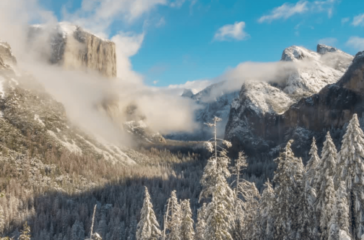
230,151,248,219
315,132,338,236
239,180,261,240
255,179,275,240
306,137,321,188
272,140,304,240
229,151,248,240
180,199,194,240
317,176,336,240
204,171,234,240
296,169,318,240
195,203,206,240
335,114,364,239
136,187,161,240
199,150,231,202
166,190,181,240
329,181,351,240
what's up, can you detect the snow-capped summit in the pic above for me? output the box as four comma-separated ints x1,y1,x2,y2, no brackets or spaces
317,44,339,55
281,46,321,62
225,44,354,156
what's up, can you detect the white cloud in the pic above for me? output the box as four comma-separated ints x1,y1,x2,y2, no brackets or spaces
153,80,159,84
111,32,145,83
346,36,364,51
258,0,338,23
352,13,364,27
168,80,212,94
318,37,337,46
213,22,249,41
258,1,308,23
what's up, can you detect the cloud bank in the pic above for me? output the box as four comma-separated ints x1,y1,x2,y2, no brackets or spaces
0,0,200,145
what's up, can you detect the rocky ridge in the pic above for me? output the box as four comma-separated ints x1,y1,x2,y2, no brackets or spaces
169,44,353,144
226,47,364,160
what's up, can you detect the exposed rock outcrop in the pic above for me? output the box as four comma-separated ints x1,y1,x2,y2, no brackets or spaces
225,45,354,158
29,22,117,78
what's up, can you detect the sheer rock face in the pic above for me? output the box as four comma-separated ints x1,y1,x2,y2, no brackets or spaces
225,45,355,157
29,22,117,78
0,42,140,167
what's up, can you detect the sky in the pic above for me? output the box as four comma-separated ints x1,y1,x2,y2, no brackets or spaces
37,0,364,92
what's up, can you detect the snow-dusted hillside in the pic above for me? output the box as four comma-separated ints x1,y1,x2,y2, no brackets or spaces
0,42,142,168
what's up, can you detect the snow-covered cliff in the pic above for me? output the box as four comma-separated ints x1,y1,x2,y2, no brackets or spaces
225,45,355,157
29,22,117,78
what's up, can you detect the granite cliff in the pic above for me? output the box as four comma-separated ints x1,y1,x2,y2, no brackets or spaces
29,22,117,78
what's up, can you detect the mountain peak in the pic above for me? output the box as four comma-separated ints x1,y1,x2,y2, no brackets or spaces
181,89,194,98
317,44,339,55
281,45,320,62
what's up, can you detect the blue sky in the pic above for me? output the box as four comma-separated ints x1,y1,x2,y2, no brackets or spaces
38,0,364,91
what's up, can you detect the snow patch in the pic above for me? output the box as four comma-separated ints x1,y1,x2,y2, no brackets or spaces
47,130,82,155
0,76,5,99
34,114,45,127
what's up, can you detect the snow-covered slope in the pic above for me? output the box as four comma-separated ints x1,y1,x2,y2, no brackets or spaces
0,42,140,166
169,44,353,143
225,45,354,157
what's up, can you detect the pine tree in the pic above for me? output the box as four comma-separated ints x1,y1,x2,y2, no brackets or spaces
239,180,261,240
136,187,161,240
166,191,181,240
296,171,318,240
315,132,338,237
329,181,350,240
195,204,206,240
19,222,31,240
180,199,194,240
335,114,364,239
230,151,248,240
272,140,304,240
204,172,234,240
318,177,336,240
200,150,231,202
306,137,321,188
255,180,275,240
